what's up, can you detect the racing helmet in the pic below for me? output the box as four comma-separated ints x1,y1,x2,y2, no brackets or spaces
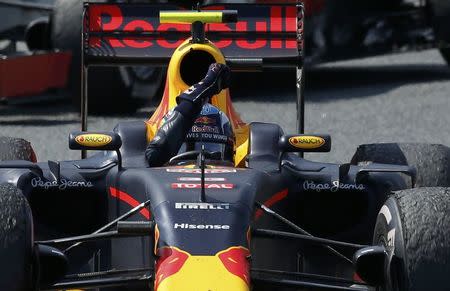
183,104,235,162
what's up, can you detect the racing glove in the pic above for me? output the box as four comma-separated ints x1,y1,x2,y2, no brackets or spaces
176,63,231,107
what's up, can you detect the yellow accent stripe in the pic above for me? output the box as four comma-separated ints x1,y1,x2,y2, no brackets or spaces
160,11,223,24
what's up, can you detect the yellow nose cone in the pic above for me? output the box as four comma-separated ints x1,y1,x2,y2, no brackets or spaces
155,247,250,291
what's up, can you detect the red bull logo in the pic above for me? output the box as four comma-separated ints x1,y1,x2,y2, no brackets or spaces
87,4,297,50
155,246,250,291
195,116,216,125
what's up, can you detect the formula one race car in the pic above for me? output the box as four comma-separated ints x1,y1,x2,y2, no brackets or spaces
1,1,449,291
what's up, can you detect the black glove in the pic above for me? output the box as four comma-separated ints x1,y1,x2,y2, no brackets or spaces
176,63,231,106
201,63,231,94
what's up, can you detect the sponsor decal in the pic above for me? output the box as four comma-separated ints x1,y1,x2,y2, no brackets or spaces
178,177,226,182
31,177,93,190
195,116,216,125
303,180,365,192
175,202,230,210
174,223,230,230
75,134,112,147
155,246,251,290
167,168,236,174
191,125,220,134
289,136,325,149
88,5,297,50
186,132,227,142
172,183,234,189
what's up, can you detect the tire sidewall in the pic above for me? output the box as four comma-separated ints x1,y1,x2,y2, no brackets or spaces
373,197,408,291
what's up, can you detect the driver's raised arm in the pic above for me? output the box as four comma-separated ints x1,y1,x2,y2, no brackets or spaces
145,63,231,167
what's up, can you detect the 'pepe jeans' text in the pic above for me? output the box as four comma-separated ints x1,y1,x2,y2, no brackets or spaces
303,180,365,192
31,177,93,190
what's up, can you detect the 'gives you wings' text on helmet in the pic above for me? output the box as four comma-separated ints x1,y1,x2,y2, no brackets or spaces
183,104,235,162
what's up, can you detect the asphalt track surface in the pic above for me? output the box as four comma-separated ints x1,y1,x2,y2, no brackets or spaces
1,49,449,164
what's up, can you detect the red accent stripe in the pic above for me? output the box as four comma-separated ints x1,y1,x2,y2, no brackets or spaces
109,187,150,219
255,189,289,220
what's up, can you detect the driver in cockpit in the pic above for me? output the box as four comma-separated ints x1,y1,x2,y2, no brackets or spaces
145,63,234,166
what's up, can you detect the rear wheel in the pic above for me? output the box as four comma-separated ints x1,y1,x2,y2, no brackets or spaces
0,137,36,162
351,143,450,187
0,184,35,291
373,188,450,290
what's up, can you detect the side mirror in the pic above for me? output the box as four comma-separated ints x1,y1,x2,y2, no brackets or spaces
279,134,331,153
69,131,122,151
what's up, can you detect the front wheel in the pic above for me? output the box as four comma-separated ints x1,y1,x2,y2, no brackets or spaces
0,184,35,291
373,188,450,290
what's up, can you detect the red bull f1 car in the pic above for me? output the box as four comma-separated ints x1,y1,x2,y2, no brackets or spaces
0,1,449,291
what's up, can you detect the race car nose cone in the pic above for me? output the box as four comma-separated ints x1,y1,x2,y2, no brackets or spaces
155,246,250,291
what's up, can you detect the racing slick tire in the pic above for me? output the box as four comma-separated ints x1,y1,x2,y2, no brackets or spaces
0,184,35,291
351,143,450,187
51,0,137,114
0,137,36,162
373,188,450,291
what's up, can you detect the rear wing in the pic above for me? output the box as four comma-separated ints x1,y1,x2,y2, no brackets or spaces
82,1,304,70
